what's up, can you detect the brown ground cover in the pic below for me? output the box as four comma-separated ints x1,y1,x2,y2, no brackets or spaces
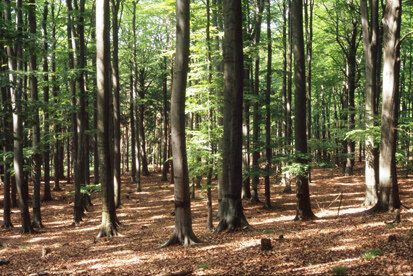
1,165,412,275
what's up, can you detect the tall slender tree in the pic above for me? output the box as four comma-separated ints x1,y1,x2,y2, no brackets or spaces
264,0,271,209
216,0,249,232
373,0,402,212
162,0,201,247
360,0,379,206
96,0,119,237
29,0,43,228
291,0,314,220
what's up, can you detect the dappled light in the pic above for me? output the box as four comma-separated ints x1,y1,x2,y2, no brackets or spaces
1,166,412,274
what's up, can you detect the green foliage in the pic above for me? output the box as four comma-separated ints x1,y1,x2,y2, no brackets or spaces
385,223,396,230
332,266,348,276
362,248,382,259
262,229,275,234
68,184,101,196
196,263,208,270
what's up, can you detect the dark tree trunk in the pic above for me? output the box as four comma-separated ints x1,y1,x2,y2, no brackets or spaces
264,0,271,209
96,0,119,238
291,0,314,221
251,0,264,204
42,1,52,202
29,0,44,228
161,57,169,182
111,0,122,208
373,0,402,212
1,25,13,227
216,0,249,232
162,0,201,247
51,2,62,191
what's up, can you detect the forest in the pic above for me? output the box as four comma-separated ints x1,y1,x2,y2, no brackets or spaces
0,0,412,274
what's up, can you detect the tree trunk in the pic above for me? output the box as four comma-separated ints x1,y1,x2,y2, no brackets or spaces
162,0,201,247
41,1,52,202
291,0,314,221
1,26,13,227
111,0,122,208
360,0,379,205
29,0,43,228
161,57,169,182
51,2,62,191
263,0,272,209
374,0,402,212
12,0,33,233
282,0,292,193
216,0,249,232
96,0,119,238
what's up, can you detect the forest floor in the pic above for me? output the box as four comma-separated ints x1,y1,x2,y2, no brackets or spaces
1,164,413,275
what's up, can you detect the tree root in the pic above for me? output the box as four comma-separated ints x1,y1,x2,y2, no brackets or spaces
159,232,203,248
1,221,13,229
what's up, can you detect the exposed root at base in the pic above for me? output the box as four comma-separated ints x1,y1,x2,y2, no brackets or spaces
159,233,203,248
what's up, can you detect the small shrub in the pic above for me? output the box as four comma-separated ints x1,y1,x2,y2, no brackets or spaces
407,230,413,237
362,248,382,259
332,266,348,276
197,263,208,269
262,229,275,234
385,223,396,230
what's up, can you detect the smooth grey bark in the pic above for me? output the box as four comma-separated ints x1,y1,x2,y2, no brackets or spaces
360,0,379,206
51,2,62,191
111,0,122,208
161,57,169,182
282,0,292,193
162,0,201,247
251,0,264,204
28,0,43,228
13,0,33,233
1,28,13,227
373,0,402,212
42,1,52,202
216,0,249,232
264,0,271,209
66,0,83,225
291,0,314,221
96,0,119,238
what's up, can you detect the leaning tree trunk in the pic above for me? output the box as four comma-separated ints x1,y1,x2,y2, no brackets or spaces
373,0,402,212
96,0,119,238
291,0,314,220
360,0,379,205
162,0,201,247
29,0,44,228
216,0,250,232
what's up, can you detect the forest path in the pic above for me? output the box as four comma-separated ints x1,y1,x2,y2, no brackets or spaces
1,165,412,275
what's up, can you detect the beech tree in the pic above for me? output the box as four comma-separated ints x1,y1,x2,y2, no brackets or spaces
291,0,314,220
216,0,249,232
96,0,119,238
374,0,402,212
162,0,201,247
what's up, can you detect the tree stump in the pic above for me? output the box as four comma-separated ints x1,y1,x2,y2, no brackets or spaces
260,238,272,251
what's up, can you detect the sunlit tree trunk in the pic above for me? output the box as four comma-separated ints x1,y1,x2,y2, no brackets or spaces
374,0,402,212
162,0,201,247
96,0,119,238
12,0,33,233
360,0,379,205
